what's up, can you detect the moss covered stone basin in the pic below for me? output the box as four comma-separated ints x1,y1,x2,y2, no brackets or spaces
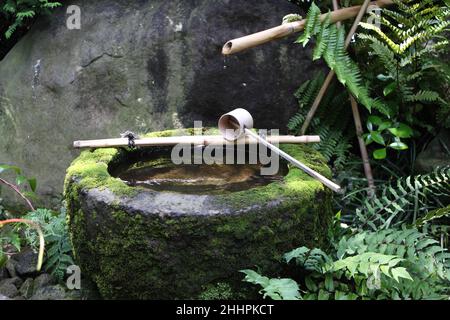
64,129,333,299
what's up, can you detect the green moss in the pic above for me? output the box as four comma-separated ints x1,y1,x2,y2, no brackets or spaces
198,282,237,300
217,143,331,208
64,148,136,198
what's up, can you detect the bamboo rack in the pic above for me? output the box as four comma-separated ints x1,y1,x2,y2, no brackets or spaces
73,135,321,149
222,0,393,55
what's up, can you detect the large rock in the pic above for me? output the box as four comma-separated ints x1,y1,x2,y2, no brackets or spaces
0,279,19,298
10,248,38,277
415,129,450,173
30,285,68,300
19,278,34,299
33,273,54,293
0,0,319,207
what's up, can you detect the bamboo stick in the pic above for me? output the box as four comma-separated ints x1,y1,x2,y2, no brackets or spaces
334,0,376,194
245,129,342,193
73,135,321,149
222,0,393,55
350,96,375,195
300,71,335,135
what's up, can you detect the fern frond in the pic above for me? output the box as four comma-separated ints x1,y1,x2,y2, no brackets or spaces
348,166,450,229
296,2,321,46
16,10,36,19
381,8,411,27
415,205,450,227
400,40,450,67
358,34,398,77
405,90,441,103
289,73,353,168
359,22,401,54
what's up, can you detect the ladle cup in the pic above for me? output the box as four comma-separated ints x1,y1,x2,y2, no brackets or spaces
218,108,342,193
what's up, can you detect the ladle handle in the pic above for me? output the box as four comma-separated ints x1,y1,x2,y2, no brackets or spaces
244,129,342,193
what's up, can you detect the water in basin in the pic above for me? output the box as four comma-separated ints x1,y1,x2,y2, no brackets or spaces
112,156,287,194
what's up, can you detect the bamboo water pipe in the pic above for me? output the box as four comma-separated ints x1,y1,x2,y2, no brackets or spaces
222,0,393,55
73,135,321,149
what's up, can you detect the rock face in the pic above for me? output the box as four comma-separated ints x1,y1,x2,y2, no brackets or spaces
0,0,319,207
65,129,333,299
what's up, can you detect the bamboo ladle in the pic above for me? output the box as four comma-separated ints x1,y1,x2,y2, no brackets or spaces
218,108,342,193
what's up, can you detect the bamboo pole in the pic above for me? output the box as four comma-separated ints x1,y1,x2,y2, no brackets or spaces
222,0,393,55
334,0,376,194
245,129,342,193
300,71,335,135
73,135,321,149
350,97,375,195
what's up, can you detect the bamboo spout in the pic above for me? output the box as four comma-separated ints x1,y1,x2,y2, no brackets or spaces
222,0,393,55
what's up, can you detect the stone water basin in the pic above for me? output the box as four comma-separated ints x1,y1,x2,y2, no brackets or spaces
64,129,333,299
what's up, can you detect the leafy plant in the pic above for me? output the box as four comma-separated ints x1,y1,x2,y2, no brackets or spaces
242,269,301,300
0,218,45,271
345,166,450,230
1,0,62,38
358,0,450,131
288,72,354,170
20,206,74,281
295,2,389,115
0,164,44,271
0,225,20,267
0,164,73,281
242,227,450,300
0,164,36,211
364,115,414,159
415,205,450,228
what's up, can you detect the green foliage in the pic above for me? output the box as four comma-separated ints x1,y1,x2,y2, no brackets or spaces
19,206,74,281
0,226,20,267
241,269,301,300
264,0,450,301
415,205,450,228
288,72,354,170
291,1,449,161
295,3,388,115
345,166,450,230
1,0,62,38
243,227,450,300
0,164,37,193
0,164,73,281
363,115,413,159
358,0,450,130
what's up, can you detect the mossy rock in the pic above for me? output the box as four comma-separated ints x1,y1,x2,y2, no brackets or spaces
64,129,333,299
